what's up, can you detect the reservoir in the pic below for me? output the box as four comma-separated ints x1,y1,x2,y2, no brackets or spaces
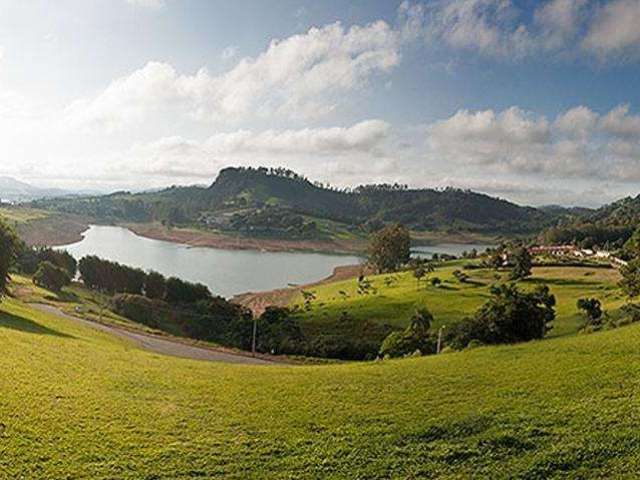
60,225,492,298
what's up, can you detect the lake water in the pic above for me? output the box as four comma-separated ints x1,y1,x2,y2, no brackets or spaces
412,243,494,257
59,226,362,298
58,225,492,298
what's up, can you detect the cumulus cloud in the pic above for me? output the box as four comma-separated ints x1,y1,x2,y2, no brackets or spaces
404,0,640,62
220,45,238,61
125,0,165,9
583,0,640,59
120,120,392,179
426,104,640,181
66,20,401,129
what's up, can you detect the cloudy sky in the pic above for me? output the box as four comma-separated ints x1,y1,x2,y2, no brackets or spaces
2,0,640,206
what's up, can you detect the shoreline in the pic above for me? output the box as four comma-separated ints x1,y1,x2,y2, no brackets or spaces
125,222,367,255
17,214,90,247
232,263,373,316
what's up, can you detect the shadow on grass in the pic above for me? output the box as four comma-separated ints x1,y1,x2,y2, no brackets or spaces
525,278,600,287
0,311,74,338
43,290,80,303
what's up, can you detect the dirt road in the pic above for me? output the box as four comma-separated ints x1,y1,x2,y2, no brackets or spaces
33,303,275,365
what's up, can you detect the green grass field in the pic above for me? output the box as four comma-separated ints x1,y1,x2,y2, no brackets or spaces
292,263,625,341
3,291,640,478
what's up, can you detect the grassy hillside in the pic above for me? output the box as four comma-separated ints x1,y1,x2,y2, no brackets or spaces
2,294,640,478
292,264,625,342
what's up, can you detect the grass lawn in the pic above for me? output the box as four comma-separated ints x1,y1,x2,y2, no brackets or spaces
291,263,625,340
2,293,640,478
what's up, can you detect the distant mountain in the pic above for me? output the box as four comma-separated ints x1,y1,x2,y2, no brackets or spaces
33,166,561,238
0,176,94,202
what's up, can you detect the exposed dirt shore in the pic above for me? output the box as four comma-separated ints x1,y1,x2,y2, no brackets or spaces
232,263,374,316
126,222,367,254
17,214,90,247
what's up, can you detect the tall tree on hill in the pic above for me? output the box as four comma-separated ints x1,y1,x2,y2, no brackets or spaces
620,259,640,298
368,223,411,273
510,247,532,280
0,219,18,299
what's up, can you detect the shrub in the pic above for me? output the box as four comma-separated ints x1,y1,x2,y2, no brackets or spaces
577,298,603,326
112,294,180,333
379,309,437,358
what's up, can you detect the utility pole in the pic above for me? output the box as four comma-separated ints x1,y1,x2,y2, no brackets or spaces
437,325,445,354
251,316,257,357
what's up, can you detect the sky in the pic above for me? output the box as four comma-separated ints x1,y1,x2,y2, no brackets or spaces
1,0,640,207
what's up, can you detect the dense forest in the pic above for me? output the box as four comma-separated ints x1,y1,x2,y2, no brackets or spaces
540,195,640,249
32,166,563,239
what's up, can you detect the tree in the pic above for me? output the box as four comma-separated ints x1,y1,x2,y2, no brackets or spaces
367,223,411,273
413,266,426,289
624,226,640,258
37,248,77,277
165,277,212,304
509,247,532,280
577,297,603,325
33,261,71,292
447,284,556,349
379,308,436,358
0,219,18,298
430,277,441,287
255,307,304,354
144,270,166,299
620,258,640,298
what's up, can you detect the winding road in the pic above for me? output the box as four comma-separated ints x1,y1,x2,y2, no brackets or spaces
33,303,275,365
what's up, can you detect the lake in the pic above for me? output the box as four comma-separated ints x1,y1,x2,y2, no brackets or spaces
59,225,491,298
412,243,494,257
59,226,362,298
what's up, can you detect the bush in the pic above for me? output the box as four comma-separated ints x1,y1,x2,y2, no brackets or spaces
113,293,253,348
255,307,305,354
113,294,180,333
379,309,437,358
33,261,71,292
577,297,603,326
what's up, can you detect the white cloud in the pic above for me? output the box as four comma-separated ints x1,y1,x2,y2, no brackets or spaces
554,105,598,137
583,0,640,58
534,0,588,49
599,104,640,137
405,0,640,63
125,0,165,9
66,20,401,130
111,120,393,184
203,120,390,155
426,104,640,181
220,46,238,61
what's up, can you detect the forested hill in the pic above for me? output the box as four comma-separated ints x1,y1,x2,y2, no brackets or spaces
32,166,557,237
540,194,640,249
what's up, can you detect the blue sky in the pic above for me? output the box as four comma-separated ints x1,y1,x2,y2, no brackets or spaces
1,0,640,206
